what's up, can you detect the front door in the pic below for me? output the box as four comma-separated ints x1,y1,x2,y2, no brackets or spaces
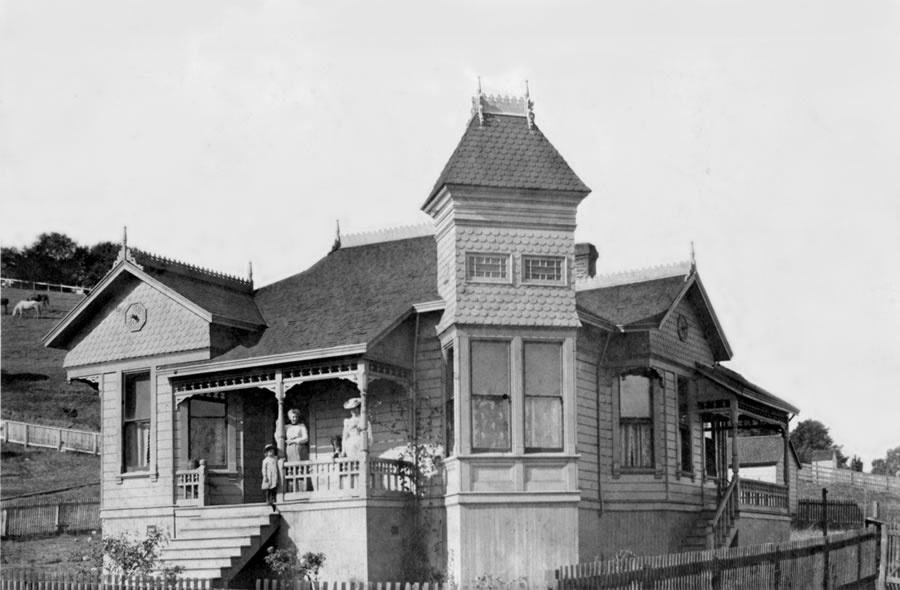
241,390,277,503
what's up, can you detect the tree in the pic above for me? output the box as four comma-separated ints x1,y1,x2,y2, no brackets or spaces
22,232,80,284
850,455,863,472
790,419,848,466
871,446,900,476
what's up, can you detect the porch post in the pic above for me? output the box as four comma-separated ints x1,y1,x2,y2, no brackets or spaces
730,399,740,479
275,368,286,454
783,426,790,486
357,361,370,491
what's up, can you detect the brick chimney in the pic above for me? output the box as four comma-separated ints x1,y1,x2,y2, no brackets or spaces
575,243,598,279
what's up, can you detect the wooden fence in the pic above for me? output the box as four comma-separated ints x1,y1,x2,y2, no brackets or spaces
1,419,101,455
801,463,900,492
1,502,99,537
0,277,88,295
556,526,881,589
794,498,865,530
0,573,211,590
887,522,900,585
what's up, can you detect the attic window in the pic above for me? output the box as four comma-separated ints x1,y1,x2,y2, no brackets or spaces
522,255,565,285
466,253,509,282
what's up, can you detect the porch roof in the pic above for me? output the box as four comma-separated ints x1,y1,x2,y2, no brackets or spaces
727,435,802,468
696,363,800,416
213,235,440,362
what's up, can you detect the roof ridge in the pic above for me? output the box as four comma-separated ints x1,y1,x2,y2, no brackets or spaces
341,223,434,249
132,248,253,291
576,261,692,291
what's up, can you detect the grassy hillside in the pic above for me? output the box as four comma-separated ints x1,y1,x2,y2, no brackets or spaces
1,287,99,430
2,287,101,505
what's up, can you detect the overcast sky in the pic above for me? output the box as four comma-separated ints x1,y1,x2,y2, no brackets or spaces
2,1,898,467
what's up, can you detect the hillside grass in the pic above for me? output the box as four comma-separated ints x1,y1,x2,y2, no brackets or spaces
1,287,99,430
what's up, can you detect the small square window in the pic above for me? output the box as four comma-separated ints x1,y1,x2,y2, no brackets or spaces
466,253,509,282
522,256,565,285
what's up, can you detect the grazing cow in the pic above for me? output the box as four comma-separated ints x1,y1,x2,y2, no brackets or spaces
31,293,50,309
1,297,8,314
12,299,43,318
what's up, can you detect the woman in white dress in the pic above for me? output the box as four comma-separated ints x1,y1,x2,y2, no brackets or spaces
285,409,309,462
341,398,367,458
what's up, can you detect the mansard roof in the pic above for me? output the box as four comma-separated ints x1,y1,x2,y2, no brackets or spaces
576,263,733,360
424,111,590,209
212,234,440,362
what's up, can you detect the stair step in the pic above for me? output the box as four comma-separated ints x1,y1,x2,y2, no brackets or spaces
164,538,252,551
164,556,235,569
163,547,249,560
176,527,268,540
180,516,273,531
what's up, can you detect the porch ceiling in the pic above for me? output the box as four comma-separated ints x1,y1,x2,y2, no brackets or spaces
170,357,411,404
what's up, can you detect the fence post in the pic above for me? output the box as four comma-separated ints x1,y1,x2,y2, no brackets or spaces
23,424,28,449
58,428,64,451
711,555,722,590
772,546,782,590
823,534,831,590
822,488,829,537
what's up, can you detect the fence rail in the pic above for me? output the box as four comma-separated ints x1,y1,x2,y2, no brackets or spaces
800,463,900,491
1,502,100,537
1,419,101,455
0,277,88,295
556,527,881,589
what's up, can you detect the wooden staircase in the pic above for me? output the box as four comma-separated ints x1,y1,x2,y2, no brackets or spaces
160,504,281,583
680,477,740,553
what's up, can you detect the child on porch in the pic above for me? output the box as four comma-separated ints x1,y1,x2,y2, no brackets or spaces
261,444,279,512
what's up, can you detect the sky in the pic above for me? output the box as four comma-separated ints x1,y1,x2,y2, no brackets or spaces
1,1,898,468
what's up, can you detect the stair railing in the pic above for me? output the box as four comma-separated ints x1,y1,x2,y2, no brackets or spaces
175,459,207,506
709,475,740,549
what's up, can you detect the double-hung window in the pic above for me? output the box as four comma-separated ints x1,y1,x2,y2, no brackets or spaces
123,372,151,472
470,340,511,452
524,341,563,452
188,398,228,469
619,375,654,468
677,377,692,475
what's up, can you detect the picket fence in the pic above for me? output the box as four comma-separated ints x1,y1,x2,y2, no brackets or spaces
0,574,525,590
0,277,88,295
555,526,881,589
1,502,100,537
1,420,101,456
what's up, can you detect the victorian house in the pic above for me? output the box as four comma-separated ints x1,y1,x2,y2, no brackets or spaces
44,90,800,586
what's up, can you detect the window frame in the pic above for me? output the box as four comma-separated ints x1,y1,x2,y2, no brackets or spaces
443,345,456,458
521,254,567,286
122,371,151,474
469,339,512,453
677,376,693,476
188,397,229,470
523,340,564,453
617,373,656,472
465,252,512,284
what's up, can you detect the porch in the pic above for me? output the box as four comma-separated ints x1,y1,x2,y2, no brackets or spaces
174,456,415,507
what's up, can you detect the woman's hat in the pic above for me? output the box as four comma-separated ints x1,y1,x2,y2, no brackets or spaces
264,444,276,453
343,397,362,410
287,409,300,418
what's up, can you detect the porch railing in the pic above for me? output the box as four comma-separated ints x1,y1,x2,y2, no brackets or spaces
739,478,788,512
709,475,740,549
282,457,414,500
175,460,207,506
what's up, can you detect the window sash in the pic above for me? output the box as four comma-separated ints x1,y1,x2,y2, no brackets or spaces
466,253,509,281
620,419,654,468
524,341,563,452
471,340,511,452
525,397,562,451
522,256,565,284
471,397,511,451
123,420,150,472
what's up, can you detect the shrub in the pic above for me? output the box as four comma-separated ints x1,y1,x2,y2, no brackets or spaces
264,547,326,582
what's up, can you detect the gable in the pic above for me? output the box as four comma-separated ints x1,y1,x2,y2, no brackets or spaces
64,278,210,368
651,291,717,366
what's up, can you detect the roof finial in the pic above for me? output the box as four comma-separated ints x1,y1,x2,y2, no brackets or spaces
330,219,342,253
690,241,697,274
524,80,534,130
122,226,128,253
472,76,485,126
116,225,136,265
248,261,254,285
